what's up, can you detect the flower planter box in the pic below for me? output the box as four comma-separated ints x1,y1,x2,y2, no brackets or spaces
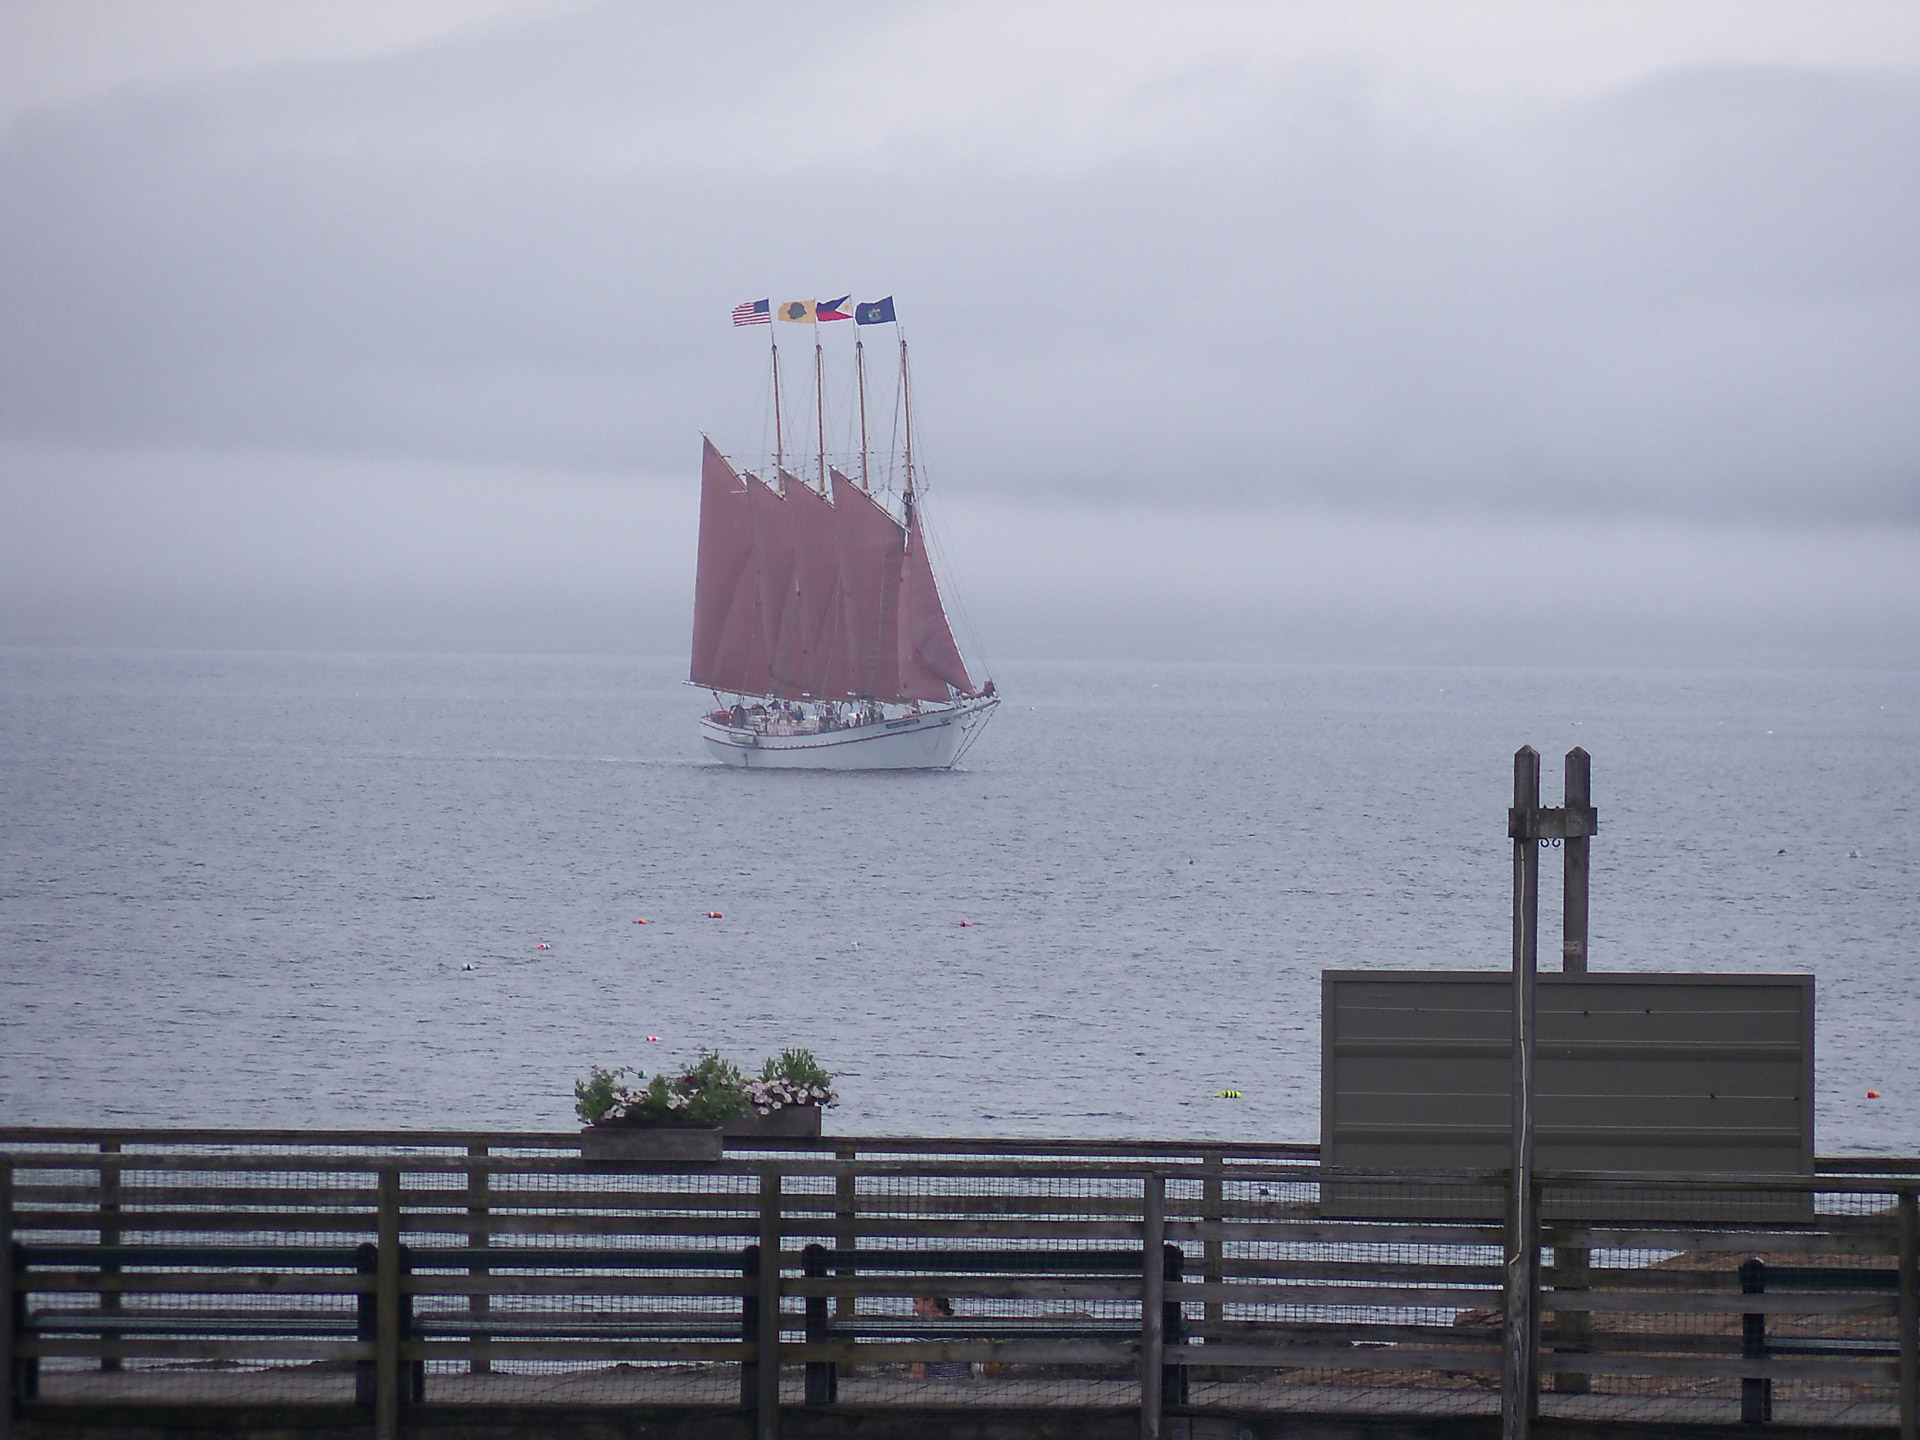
580,1122,723,1163
723,1105,824,1140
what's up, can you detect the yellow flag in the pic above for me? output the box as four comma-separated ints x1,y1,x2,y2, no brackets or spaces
776,299,817,324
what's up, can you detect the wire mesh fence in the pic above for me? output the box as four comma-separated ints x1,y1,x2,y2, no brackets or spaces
2,1133,1915,1429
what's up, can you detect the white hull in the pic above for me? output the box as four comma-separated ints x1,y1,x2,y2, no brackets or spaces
700,697,998,770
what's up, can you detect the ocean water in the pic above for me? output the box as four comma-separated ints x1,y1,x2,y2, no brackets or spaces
1,648,1915,1155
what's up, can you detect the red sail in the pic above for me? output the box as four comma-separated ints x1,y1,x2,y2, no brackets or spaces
897,509,977,700
786,476,847,698
831,470,904,701
747,472,801,699
690,439,767,694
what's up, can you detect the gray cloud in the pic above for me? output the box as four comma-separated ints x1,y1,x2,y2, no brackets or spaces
3,3,1918,660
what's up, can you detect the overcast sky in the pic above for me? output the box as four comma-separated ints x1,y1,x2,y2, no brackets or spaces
4,1,1918,664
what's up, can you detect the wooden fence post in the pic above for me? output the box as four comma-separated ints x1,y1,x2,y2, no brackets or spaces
802,1243,834,1405
466,1144,490,1375
2,1160,14,1440
375,1166,401,1440
1140,1170,1165,1440
741,1245,760,1409
1899,1190,1917,1440
98,1141,120,1373
1201,1150,1223,1333
758,1167,782,1440
834,1142,857,1374
1504,746,1541,1440
1741,1256,1772,1424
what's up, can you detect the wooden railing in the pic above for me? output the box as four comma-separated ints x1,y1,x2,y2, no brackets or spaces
3,1132,1917,1440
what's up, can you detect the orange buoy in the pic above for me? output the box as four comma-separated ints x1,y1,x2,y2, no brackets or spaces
634,918,649,925
706,911,723,919
1868,1091,1881,1099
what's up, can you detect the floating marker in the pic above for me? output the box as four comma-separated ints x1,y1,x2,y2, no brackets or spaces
634,919,649,925
535,943,550,951
958,920,974,927
706,911,723,919
647,1035,661,1043
1868,1091,1881,1099
1215,1089,1242,1099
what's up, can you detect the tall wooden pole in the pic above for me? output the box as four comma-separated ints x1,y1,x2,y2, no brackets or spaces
1504,746,1541,1440
1555,746,1594,1393
1563,747,1591,974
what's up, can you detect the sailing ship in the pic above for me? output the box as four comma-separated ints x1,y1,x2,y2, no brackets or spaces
689,298,998,769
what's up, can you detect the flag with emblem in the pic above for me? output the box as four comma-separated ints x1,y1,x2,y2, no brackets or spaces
777,300,816,323
854,296,897,326
817,296,852,322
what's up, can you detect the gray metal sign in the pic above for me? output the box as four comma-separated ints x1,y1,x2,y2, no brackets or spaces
1321,971,1813,1219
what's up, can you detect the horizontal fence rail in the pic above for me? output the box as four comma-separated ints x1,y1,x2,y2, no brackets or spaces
2,1132,1917,1440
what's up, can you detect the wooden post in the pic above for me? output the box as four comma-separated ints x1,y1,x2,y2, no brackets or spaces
1550,1235,1591,1395
1562,747,1590,974
1140,1171,1165,1440
834,1142,857,1359
741,1245,760,1409
97,1141,120,1372
375,1166,401,1440
466,1145,490,1375
1201,1151,1223,1332
802,1243,834,1406
1900,1190,1917,1440
1503,746,1541,1440
1741,1256,1772,1423
1554,748,1592,1392
2,1160,15,1440
758,1167,782,1440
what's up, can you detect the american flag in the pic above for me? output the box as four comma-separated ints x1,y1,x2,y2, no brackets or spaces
732,298,771,327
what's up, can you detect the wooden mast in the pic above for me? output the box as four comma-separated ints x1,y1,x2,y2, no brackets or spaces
855,337,870,492
899,333,915,529
770,337,785,485
815,332,827,494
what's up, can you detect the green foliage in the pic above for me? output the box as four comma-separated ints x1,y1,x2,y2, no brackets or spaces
666,1049,749,1124
573,1065,642,1126
577,1047,830,1124
761,1048,833,1090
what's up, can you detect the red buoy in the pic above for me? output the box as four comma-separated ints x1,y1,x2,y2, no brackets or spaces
1868,1091,1881,1099
706,911,723,919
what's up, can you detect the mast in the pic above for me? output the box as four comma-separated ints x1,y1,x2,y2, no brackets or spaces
771,338,785,483
899,333,915,528
815,334,827,494
855,337,870,492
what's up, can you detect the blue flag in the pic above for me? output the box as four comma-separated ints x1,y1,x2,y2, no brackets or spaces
854,296,896,326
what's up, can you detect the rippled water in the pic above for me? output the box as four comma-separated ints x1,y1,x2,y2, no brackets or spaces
2,649,1915,1154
